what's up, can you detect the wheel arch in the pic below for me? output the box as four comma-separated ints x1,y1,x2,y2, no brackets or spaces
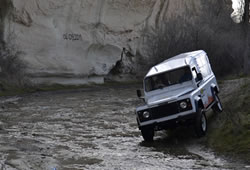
194,96,204,111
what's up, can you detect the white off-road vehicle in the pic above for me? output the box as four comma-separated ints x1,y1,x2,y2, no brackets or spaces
136,50,223,141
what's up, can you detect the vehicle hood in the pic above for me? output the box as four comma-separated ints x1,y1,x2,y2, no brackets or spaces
146,87,194,106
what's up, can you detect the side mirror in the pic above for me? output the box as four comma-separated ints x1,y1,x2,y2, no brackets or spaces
136,89,145,102
197,73,203,81
136,89,142,98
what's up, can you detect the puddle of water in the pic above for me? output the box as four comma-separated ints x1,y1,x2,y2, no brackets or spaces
0,85,248,169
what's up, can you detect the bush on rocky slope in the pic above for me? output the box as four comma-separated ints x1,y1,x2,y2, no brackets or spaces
207,78,250,163
0,34,28,93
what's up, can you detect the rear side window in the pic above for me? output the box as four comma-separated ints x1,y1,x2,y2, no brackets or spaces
196,55,211,78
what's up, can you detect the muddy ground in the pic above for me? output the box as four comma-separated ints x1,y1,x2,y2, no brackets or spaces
0,84,249,170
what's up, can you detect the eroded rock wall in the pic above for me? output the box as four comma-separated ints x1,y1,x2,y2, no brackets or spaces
1,0,245,84
0,0,12,44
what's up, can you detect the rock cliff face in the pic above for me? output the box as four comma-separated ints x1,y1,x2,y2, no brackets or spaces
0,0,245,84
231,0,245,23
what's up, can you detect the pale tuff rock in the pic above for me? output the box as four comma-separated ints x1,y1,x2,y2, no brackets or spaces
1,0,241,84
4,0,203,84
231,0,245,23
4,0,157,84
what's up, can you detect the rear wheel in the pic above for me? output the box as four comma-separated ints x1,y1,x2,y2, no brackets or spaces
195,109,207,137
212,93,223,113
141,127,154,142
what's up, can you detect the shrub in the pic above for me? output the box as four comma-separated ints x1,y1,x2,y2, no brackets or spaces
141,0,244,78
0,33,27,88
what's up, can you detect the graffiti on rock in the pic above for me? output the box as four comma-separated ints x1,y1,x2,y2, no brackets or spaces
63,33,82,41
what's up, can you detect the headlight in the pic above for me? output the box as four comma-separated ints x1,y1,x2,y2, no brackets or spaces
180,101,187,109
143,111,150,119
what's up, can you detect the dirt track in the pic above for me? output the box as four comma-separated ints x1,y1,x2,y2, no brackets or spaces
0,84,248,170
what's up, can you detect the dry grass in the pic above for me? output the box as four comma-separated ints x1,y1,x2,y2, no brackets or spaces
207,77,250,163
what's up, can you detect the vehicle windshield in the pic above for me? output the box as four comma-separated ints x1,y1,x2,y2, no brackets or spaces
144,66,192,92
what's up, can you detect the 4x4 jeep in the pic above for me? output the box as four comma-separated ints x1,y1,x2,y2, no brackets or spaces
136,50,223,141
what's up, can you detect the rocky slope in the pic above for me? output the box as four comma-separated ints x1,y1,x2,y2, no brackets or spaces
0,0,246,84
207,77,250,163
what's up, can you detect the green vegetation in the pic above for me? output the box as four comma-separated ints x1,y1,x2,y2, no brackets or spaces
0,31,28,95
207,78,250,163
0,79,36,96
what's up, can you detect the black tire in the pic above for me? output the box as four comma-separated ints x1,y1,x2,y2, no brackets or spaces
212,93,223,113
195,109,207,137
141,127,154,142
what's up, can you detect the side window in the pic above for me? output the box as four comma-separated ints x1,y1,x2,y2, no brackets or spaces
205,55,212,75
202,64,210,77
196,57,203,69
197,55,211,78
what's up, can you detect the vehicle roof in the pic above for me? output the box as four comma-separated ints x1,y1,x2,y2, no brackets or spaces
145,50,206,77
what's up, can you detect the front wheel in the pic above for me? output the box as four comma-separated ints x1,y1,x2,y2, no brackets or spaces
212,93,223,113
141,127,154,142
195,109,207,137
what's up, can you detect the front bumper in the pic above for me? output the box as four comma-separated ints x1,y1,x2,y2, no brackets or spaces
136,99,194,127
137,110,196,130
